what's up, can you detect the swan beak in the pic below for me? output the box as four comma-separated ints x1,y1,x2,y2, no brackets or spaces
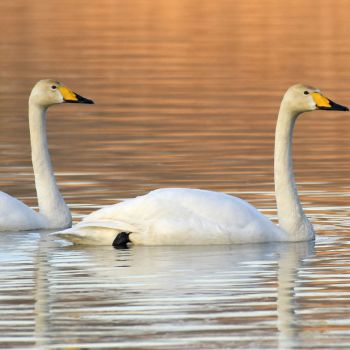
311,92,348,111
59,86,94,104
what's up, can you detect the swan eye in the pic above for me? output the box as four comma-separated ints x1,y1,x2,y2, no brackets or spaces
51,85,57,90
304,91,309,95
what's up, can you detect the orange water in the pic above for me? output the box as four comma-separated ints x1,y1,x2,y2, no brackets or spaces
1,0,350,348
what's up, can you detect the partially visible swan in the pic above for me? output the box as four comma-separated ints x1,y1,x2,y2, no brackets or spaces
0,79,93,231
56,84,348,246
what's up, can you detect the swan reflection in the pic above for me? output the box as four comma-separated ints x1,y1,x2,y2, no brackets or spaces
30,238,315,348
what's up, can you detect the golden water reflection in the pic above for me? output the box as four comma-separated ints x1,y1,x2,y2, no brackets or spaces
1,0,350,348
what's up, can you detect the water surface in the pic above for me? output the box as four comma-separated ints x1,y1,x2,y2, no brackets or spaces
1,0,350,348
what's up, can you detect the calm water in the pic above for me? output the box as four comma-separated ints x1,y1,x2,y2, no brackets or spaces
1,0,350,348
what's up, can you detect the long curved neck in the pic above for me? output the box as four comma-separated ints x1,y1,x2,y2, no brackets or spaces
29,102,71,229
274,101,314,241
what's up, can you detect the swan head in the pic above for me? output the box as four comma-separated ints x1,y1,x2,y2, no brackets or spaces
29,79,94,107
283,84,348,114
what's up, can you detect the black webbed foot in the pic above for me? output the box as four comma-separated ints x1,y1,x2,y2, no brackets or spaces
113,232,131,249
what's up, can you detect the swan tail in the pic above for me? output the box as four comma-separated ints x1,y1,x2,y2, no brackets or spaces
53,220,137,246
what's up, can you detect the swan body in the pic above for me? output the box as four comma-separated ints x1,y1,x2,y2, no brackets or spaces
58,188,285,245
0,79,93,231
0,192,45,231
56,84,348,245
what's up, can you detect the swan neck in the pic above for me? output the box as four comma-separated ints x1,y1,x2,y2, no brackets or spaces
29,102,71,229
274,102,314,241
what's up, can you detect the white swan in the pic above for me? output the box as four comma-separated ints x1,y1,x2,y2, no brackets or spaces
56,84,348,246
0,79,93,231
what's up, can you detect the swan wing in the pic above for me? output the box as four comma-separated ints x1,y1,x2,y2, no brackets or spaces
55,188,284,245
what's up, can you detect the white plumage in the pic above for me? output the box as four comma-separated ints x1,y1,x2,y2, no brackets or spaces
0,79,93,231
58,188,284,245
56,84,348,245
0,192,44,231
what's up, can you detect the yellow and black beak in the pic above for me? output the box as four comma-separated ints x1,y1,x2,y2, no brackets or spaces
311,92,348,111
59,86,94,104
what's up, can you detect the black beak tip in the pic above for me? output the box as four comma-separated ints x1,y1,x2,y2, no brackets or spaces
334,104,349,112
329,100,349,112
64,96,94,104
76,93,94,104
